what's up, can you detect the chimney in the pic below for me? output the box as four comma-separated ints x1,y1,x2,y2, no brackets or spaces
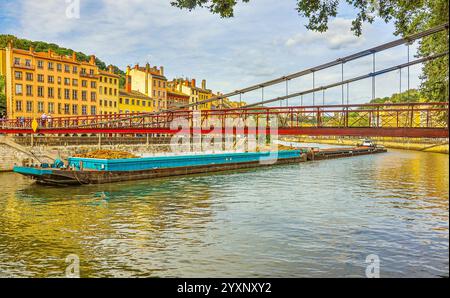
201,79,206,90
126,66,132,93
160,66,164,76
72,51,77,62
89,55,96,65
108,65,114,73
191,79,196,88
29,46,34,54
145,63,150,96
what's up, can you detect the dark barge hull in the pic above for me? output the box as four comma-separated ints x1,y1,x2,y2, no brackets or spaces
15,147,387,186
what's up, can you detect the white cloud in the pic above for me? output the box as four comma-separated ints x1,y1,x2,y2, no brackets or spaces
285,18,366,50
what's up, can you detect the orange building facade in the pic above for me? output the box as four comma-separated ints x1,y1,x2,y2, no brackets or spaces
2,42,99,119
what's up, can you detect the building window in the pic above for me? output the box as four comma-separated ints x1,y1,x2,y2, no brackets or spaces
26,73,33,81
90,106,96,115
82,80,87,87
25,59,31,67
91,92,96,102
48,87,54,98
131,99,135,105
38,74,45,83
37,86,44,97
64,104,70,115
26,85,33,96
82,105,87,115
57,63,62,72
15,71,22,80
73,66,78,74
15,100,22,112
48,102,54,113
64,89,70,100
72,79,78,87
82,91,87,101
48,62,54,70
58,88,62,99
99,87,102,95
72,104,78,115
64,78,70,86
48,75,54,83
104,87,107,94
137,100,140,106
89,69,94,75
125,98,129,105
26,101,33,112
65,65,70,73
72,90,78,100
14,58,20,66
114,89,117,96
91,81,96,88
38,102,44,113
37,60,44,69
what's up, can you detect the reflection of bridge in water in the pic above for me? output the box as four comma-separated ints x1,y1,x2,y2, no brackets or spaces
0,23,448,139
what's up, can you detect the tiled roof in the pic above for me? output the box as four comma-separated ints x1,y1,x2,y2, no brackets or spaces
119,89,153,100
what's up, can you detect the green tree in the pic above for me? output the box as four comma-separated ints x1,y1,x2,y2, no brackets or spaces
0,75,6,115
171,0,449,102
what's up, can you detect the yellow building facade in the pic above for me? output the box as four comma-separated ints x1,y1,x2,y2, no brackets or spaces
98,66,120,115
118,89,155,114
168,78,220,111
128,64,167,111
2,42,100,119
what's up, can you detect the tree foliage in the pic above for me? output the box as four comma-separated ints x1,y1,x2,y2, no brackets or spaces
369,89,423,104
0,75,6,115
171,0,449,102
171,0,250,18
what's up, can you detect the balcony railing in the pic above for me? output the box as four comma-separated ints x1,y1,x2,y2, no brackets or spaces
80,72,98,79
14,63,35,70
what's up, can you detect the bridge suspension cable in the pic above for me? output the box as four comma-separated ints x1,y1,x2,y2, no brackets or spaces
243,51,448,108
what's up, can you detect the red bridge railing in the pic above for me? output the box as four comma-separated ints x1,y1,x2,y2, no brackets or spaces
0,102,448,138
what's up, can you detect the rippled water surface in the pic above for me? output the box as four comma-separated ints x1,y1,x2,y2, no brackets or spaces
0,148,448,277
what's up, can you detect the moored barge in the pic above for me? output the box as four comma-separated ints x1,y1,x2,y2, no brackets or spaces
13,147,387,186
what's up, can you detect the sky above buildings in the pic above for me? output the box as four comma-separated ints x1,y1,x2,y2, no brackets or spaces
0,0,423,105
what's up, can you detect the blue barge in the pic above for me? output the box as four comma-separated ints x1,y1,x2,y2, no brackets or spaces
13,147,387,186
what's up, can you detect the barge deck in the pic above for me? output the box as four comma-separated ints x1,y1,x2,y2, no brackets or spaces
13,147,387,186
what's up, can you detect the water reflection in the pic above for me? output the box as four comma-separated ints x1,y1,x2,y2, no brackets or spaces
0,149,448,277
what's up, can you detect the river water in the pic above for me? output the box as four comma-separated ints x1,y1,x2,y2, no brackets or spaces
0,147,448,277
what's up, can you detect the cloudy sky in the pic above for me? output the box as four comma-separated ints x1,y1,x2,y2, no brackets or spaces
0,0,423,105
